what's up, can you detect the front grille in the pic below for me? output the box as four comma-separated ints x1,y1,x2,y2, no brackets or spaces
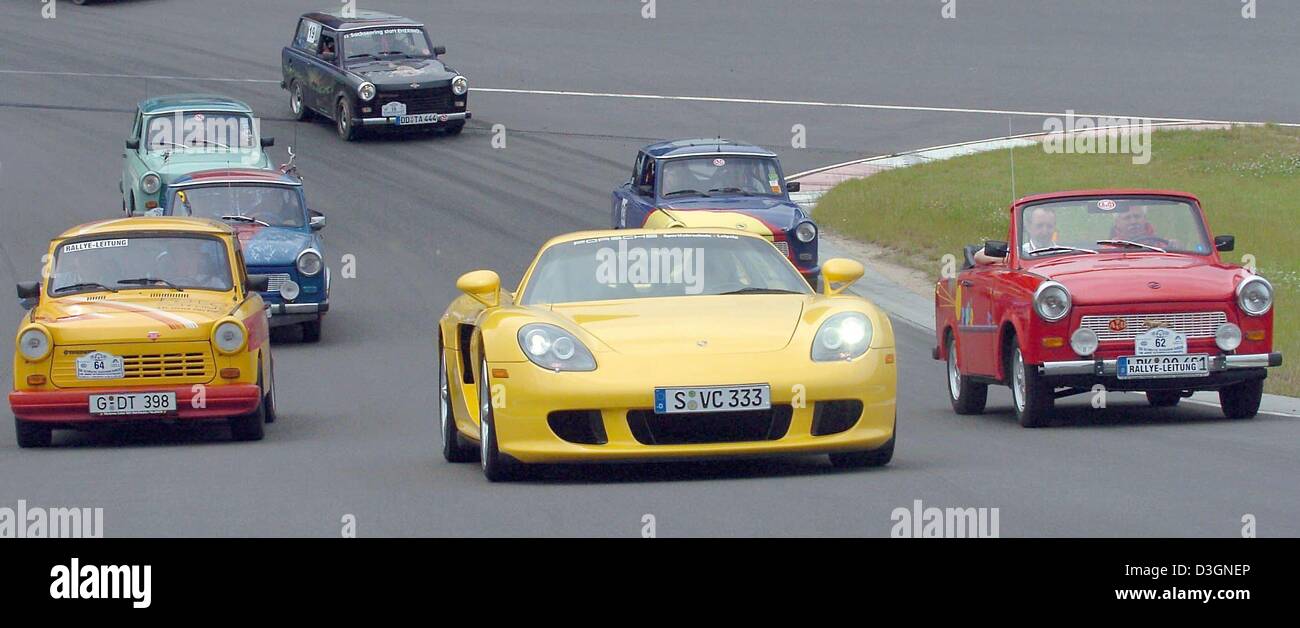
52,342,214,387
626,406,793,445
375,86,454,115
264,273,294,292
1080,311,1228,341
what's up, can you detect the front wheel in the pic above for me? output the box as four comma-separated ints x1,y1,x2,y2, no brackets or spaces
336,98,360,141
1219,379,1263,419
946,334,988,414
15,417,52,448
478,351,521,481
1010,342,1053,427
289,81,312,121
230,369,268,441
440,340,476,463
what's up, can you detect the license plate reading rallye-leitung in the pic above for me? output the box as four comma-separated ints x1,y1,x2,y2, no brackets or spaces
654,384,771,414
89,392,177,416
1117,354,1210,379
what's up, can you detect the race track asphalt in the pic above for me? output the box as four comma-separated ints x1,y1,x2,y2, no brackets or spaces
0,0,1297,536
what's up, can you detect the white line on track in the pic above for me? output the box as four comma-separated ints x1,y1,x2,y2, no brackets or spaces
3,69,1296,127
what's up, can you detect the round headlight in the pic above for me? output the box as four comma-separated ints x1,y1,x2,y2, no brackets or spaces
18,327,51,361
213,321,247,355
551,336,576,360
297,250,323,277
279,279,301,302
523,329,552,357
794,221,818,243
1237,276,1273,316
1070,327,1099,356
451,75,468,96
811,312,873,362
516,324,596,371
1215,322,1243,352
358,82,376,101
141,172,162,195
1033,281,1072,322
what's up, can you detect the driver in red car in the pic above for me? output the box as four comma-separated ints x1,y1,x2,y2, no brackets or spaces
1109,204,1180,249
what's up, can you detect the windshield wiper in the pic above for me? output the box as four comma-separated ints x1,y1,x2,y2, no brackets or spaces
346,52,380,61
1096,239,1166,253
663,189,709,197
221,214,271,227
717,287,803,295
53,282,117,294
708,187,754,196
118,278,184,292
1028,245,1098,256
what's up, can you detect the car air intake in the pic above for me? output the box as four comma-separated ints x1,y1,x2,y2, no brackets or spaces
626,406,793,445
811,400,863,436
547,410,608,445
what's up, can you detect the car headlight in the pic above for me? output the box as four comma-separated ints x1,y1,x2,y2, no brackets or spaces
1215,322,1243,351
141,172,162,195
212,320,247,355
1237,276,1273,316
811,312,873,362
296,250,323,277
794,221,818,243
1033,281,1072,322
451,75,468,96
17,326,51,361
1070,327,1099,356
279,279,300,302
358,82,376,101
517,324,596,371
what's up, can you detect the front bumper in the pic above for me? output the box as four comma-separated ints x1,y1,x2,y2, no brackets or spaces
265,301,328,327
9,384,261,424
1037,352,1282,390
360,111,471,127
1039,352,1282,376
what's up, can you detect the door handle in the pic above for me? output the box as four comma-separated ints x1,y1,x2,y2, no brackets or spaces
960,280,974,287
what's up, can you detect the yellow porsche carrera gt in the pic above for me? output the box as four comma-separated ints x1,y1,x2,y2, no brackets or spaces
437,228,897,481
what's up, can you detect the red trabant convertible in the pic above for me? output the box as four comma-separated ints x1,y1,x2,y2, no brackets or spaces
935,190,1282,427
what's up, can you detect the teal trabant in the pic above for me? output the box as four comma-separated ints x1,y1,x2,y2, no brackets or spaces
120,94,276,215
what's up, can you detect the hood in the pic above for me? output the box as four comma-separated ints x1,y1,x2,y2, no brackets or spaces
657,197,805,233
548,295,806,356
1030,254,1243,305
350,58,455,87
227,224,314,267
151,151,270,178
34,294,232,345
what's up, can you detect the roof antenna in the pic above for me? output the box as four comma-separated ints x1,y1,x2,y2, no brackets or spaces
1008,115,1017,204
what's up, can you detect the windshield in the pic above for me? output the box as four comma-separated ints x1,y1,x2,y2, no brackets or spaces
48,235,234,295
145,112,258,152
168,185,305,228
659,156,785,197
343,27,433,62
521,233,810,305
1019,197,1212,258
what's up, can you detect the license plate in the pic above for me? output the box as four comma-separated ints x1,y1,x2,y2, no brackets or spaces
396,113,444,126
381,101,407,117
1117,355,1209,379
89,392,177,416
654,384,771,414
1134,327,1188,356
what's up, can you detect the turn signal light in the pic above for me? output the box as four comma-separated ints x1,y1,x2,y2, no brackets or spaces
220,368,241,379
885,353,895,364
1246,330,1267,341
1042,337,1065,348
491,368,509,379
26,375,46,386
145,201,158,209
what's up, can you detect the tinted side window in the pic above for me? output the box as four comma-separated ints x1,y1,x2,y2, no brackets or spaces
319,32,337,61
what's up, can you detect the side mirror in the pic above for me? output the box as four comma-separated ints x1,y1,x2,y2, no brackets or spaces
785,181,801,193
17,282,39,310
309,210,326,231
821,258,865,296
983,240,1010,259
456,270,500,308
125,138,140,150
433,46,447,56
260,136,275,148
246,275,270,293
1215,235,1235,252
962,244,980,270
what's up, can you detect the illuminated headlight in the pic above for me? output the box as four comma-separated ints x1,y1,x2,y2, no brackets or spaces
1033,281,1072,322
296,250,323,277
140,172,162,195
1215,322,1243,352
1070,327,1099,356
794,221,818,243
517,323,595,371
213,321,247,355
1237,276,1273,316
17,326,51,361
279,279,301,302
451,75,469,96
812,312,872,362
358,82,376,101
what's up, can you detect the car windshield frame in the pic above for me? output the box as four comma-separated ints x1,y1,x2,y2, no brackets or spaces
167,183,307,228
341,26,436,66
657,155,786,199
518,233,812,306
1016,196,1214,261
143,110,259,154
46,233,236,297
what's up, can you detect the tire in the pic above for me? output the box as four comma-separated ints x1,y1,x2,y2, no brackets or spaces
15,417,52,448
229,369,267,442
830,435,895,468
946,333,988,414
1219,379,1263,419
440,339,475,463
336,98,359,141
129,191,137,216
444,120,465,136
1010,341,1053,428
1146,390,1182,408
289,81,312,121
301,317,322,343
263,353,278,424
477,350,520,481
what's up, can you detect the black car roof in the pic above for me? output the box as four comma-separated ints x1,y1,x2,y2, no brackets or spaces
302,10,422,31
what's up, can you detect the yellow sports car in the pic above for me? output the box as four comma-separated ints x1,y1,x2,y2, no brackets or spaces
9,217,276,447
437,228,897,481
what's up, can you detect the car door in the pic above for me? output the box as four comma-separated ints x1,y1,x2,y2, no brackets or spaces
623,153,658,228
954,264,1000,377
121,109,146,214
283,18,318,108
310,30,342,114
612,152,645,228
